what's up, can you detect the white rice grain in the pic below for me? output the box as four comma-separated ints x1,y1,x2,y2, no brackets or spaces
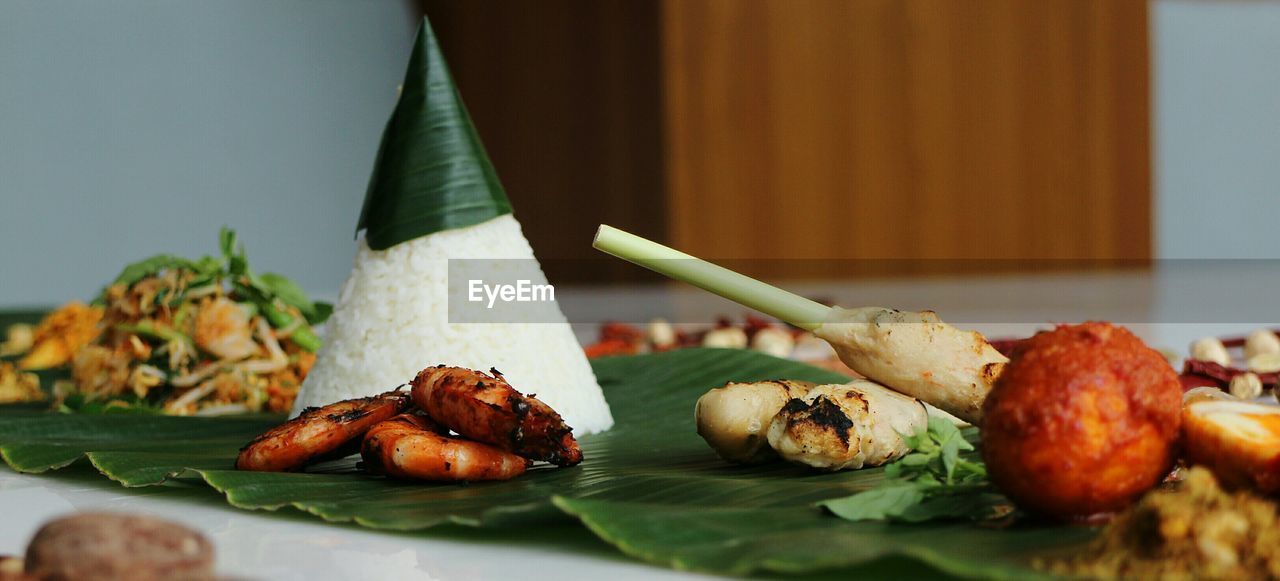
293,215,614,434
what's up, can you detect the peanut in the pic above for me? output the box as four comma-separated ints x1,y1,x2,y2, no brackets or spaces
647,318,676,349
1191,337,1232,367
1247,352,1280,374
751,327,795,358
1245,329,1280,360
1230,372,1263,400
702,327,748,349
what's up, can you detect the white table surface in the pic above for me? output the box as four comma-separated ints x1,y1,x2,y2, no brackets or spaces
0,463,711,581
3,267,1275,580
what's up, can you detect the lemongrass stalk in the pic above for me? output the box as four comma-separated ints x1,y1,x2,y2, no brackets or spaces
592,225,830,330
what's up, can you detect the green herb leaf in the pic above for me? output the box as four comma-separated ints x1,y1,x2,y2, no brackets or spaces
108,255,196,289
257,272,326,324
819,485,924,521
220,227,249,278
899,452,931,467
219,226,236,259
311,302,334,325
820,417,1003,524
356,17,513,250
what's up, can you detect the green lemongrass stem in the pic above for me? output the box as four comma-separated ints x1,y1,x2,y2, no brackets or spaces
592,225,830,330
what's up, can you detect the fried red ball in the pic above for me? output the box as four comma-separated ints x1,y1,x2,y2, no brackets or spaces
980,322,1182,520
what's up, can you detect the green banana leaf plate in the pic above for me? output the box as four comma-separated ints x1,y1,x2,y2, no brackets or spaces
0,346,1094,579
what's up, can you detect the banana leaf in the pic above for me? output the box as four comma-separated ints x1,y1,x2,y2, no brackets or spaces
356,16,512,250
0,349,1095,578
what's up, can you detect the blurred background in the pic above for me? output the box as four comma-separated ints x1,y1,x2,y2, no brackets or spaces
1,0,1278,319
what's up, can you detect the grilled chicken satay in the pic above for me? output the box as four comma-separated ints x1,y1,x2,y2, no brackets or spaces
814,307,1007,424
361,413,531,481
695,380,815,464
236,391,410,472
767,380,929,471
1182,388,1280,493
411,366,583,466
593,226,1008,425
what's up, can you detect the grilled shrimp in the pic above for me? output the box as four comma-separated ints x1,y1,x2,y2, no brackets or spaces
411,366,583,466
194,296,257,361
236,390,410,472
361,413,530,481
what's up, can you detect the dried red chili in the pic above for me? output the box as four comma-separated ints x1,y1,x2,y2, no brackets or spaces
1179,358,1280,392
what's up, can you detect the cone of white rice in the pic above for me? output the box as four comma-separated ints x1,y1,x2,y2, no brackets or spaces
293,19,613,434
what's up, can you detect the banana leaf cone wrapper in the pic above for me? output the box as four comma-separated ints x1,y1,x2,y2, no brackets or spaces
295,17,613,435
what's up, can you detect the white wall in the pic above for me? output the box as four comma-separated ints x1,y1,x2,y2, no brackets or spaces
1153,0,1280,259
1150,0,1280,348
0,1,417,307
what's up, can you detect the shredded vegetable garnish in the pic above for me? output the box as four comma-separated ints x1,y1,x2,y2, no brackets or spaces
15,228,328,415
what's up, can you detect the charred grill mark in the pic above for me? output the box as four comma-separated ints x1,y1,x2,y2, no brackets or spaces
329,408,370,424
508,395,530,448
510,397,530,418
793,396,855,446
782,398,809,414
362,438,387,475
848,392,869,413
982,361,1004,383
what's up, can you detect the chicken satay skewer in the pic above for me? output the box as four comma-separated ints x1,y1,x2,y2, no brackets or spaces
593,225,1006,424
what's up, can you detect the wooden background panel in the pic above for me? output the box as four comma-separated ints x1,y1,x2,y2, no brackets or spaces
662,0,1151,276
422,0,666,283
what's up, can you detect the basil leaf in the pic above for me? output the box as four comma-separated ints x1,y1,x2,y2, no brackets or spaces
941,434,961,482
927,415,962,445
819,485,924,522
